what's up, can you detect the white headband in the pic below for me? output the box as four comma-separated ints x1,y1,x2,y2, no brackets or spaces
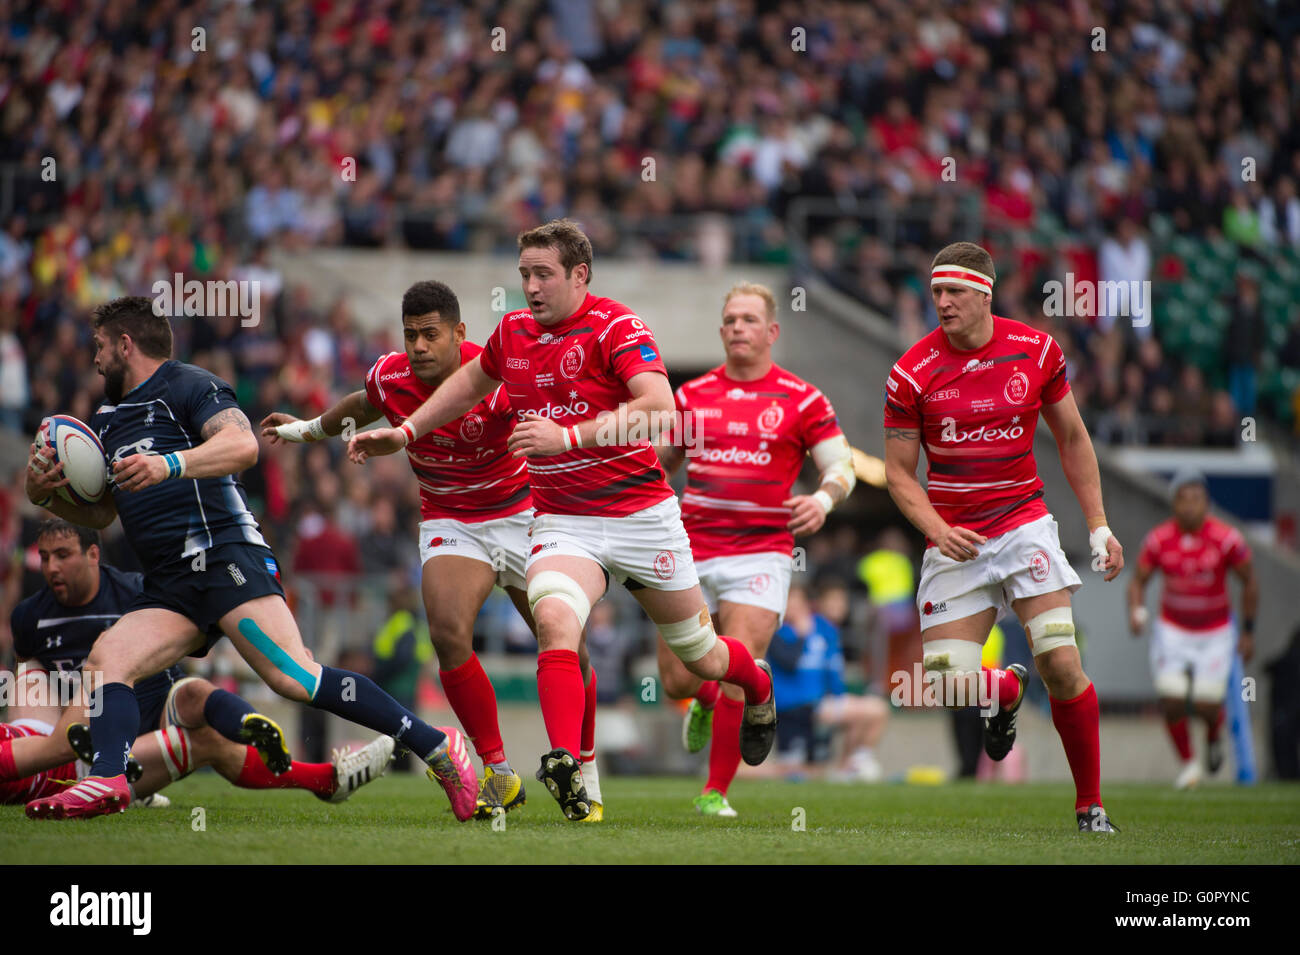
931,265,994,294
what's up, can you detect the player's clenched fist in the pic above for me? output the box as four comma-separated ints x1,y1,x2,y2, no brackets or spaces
348,427,406,463
784,495,828,537
935,524,987,562
507,413,567,458
112,453,168,492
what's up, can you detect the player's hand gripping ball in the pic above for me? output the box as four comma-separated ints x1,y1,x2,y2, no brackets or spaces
32,415,109,505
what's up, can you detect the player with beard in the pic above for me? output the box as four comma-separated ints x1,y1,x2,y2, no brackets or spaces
22,296,476,820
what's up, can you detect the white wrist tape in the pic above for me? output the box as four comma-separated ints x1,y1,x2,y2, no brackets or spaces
399,420,417,447
812,490,835,514
274,416,327,442
1089,526,1114,573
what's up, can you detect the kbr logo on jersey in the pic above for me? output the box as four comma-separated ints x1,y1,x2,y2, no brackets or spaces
939,417,1025,443
459,413,485,443
1004,371,1030,404
758,404,784,432
519,398,590,420
926,388,960,403
639,345,657,363
653,550,676,580
1028,550,1051,582
696,446,772,466
560,343,585,379
911,349,940,374
506,357,529,370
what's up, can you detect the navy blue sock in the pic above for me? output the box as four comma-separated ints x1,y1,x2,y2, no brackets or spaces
203,688,257,743
88,682,141,778
310,666,446,760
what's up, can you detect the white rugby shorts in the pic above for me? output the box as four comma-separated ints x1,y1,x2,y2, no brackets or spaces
526,496,699,592
696,551,794,621
917,514,1081,632
418,509,533,590
1150,617,1235,702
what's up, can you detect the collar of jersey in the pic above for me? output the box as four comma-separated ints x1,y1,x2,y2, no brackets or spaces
120,359,172,400
528,293,597,336
939,315,1003,357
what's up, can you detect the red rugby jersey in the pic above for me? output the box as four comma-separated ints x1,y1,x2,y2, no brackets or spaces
883,316,1070,541
1138,516,1250,631
364,342,531,523
0,722,78,804
478,293,673,517
676,363,842,561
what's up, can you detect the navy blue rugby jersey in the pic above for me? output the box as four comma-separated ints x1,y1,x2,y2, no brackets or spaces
11,565,143,672
89,360,267,571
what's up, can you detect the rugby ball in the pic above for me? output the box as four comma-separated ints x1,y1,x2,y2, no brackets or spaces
34,415,109,505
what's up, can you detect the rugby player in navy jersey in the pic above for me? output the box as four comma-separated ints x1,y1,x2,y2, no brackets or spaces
22,296,477,820
3,520,393,806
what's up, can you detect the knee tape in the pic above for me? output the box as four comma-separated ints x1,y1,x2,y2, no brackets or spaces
921,638,983,676
153,726,194,781
659,608,718,664
527,571,592,630
164,676,206,729
1025,606,1077,656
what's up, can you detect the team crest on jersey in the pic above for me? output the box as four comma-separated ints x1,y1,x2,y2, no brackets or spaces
653,550,676,580
749,573,771,594
459,413,484,443
758,405,784,431
561,343,585,379
144,406,155,426
1004,371,1030,404
227,563,247,586
1028,550,1051,582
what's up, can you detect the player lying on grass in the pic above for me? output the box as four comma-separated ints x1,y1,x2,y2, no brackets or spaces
350,219,778,820
261,280,606,820
655,281,855,818
2,519,393,806
1129,470,1258,789
883,241,1123,833
22,297,476,820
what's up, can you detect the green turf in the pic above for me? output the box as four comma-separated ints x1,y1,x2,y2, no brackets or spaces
3,774,1298,864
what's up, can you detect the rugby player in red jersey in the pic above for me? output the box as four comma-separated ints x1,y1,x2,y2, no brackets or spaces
656,282,854,817
349,220,777,820
262,280,604,819
883,241,1125,833
1128,470,1257,788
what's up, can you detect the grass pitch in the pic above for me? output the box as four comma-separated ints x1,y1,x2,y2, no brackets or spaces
3,773,1297,864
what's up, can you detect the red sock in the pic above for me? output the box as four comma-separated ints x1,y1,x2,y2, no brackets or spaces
235,747,335,797
0,741,16,782
1206,707,1225,743
983,667,1021,709
696,680,721,710
536,649,584,756
440,654,506,766
719,636,771,705
705,694,744,796
1050,683,1103,812
1166,717,1193,761
581,667,598,763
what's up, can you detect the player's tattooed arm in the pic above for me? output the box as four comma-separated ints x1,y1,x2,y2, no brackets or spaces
882,422,986,560
164,407,259,479
884,427,920,441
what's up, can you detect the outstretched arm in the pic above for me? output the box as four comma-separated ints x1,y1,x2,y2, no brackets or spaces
260,390,384,444
349,357,497,462
1040,392,1123,581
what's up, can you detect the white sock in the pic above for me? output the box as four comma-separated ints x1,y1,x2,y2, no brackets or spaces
581,754,602,804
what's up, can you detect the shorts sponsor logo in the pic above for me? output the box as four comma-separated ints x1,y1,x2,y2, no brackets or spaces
506,357,529,370
1004,371,1030,404
264,557,280,580
939,416,1024,443
654,550,676,580
696,446,771,465
911,349,940,374
561,343,585,379
923,600,948,616
428,537,459,548
459,413,484,443
1028,550,1051,582
227,563,246,586
926,388,960,403
758,405,784,431
749,573,771,594
519,399,590,420
530,541,558,555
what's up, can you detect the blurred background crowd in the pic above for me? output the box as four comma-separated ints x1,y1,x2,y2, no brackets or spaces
2,1,1299,720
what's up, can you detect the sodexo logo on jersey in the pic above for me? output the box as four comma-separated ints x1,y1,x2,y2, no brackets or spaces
519,398,590,420
911,349,940,374
939,416,1024,443
696,446,772,466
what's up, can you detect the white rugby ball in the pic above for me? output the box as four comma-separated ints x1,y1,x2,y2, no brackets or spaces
34,415,109,505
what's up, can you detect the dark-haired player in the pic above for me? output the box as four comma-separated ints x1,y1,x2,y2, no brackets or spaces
883,242,1124,832
3,519,392,806
23,296,476,819
350,220,777,820
262,280,605,819
1129,470,1258,788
